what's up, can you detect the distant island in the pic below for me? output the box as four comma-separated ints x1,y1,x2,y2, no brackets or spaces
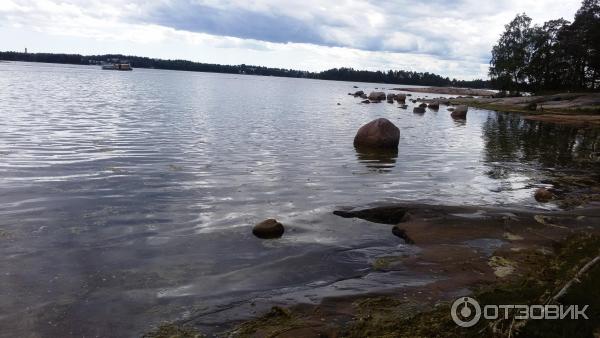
0,51,490,89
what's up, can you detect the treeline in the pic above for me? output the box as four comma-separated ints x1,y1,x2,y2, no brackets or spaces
0,51,489,89
490,0,600,94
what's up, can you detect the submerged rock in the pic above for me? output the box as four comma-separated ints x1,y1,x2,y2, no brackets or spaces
368,91,386,101
392,225,415,244
253,219,285,239
361,100,371,104
534,188,553,203
353,118,400,149
451,105,468,118
399,104,408,109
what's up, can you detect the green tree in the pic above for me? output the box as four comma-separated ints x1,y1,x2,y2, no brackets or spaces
489,14,534,93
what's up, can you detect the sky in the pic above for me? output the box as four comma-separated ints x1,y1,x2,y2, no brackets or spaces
0,0,584,80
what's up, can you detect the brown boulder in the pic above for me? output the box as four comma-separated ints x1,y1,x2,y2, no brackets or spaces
253,219,285,239
451,105,468,118
534,188,553,203
353,118,400,149
368,91,386,101
428,101,440,109
395,94,406,102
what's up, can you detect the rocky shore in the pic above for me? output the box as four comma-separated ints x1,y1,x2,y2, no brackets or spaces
448,92,600,126
146,203,600,338
393,86,496,97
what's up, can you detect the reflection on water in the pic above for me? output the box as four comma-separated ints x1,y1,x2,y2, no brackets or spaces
482,113,600,173
355,147,398,171
1,62,599,337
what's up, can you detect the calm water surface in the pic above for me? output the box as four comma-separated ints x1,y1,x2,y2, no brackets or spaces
0,62,598,337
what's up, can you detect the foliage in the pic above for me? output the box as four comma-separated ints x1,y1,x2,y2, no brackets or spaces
490,0,600,93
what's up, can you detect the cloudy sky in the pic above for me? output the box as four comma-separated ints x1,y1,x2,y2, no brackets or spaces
0,0,583,79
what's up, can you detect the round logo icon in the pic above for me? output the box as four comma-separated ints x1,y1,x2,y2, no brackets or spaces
451,297,481,327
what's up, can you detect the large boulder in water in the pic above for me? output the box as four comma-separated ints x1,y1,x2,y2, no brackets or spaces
451,105,468,118
368,91,386,101
253,219,284,239
353,118,400,149
534,188,553,202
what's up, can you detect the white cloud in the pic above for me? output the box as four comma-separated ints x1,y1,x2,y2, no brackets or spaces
0,0,584,79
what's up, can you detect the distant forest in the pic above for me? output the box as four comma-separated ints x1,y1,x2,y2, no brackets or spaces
490,0,600,93
0,51,490,89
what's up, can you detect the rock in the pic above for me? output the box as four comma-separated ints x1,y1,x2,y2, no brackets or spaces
428,101,439,109
361,100,371,104
395,94,406,102
392,225,415,244
447,107,455,112
534,188,553,203
368,91,386,101
450,105,468,118
399,104,408,109
387,98,394,103
353,90,364,97
406,94,412,96
419,103,427,108
353,85,359,88
413,106,425,114
353,118,400,149
360,93,367,99
386,93,396,100
337,103,341,105
410,99,417,103
253,219,284,239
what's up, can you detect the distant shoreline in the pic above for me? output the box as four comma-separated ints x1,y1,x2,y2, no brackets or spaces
0,51,492,89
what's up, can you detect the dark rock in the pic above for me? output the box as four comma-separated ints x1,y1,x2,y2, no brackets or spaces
334,206,409,224
447,107,455,112
450,105,468,118
361,100,371,104
337,103,341,105
419,103,427,108
353,85,359,88
428,102,439,109
353,90,364,97
253,219,284,239
399,104,408,109
534,188,553,203
392,225,415,244
386,93,396,100
360,93,367,99
353,118,400,149
368,91,386,101
413,106,425,114
395,94,406,102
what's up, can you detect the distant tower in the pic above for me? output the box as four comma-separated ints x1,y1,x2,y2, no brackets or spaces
24,47,27,54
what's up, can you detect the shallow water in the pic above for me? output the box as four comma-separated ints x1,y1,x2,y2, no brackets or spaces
0,62,598,337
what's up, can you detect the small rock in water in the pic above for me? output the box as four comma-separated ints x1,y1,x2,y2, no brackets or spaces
451,105,468,118
368,91,386,101
253,219,285,239
392,225,415,244
337,103,341,105
399,104,408,109
419,103,427,108
413,107,425,114
428,101,439,109
534,188,553,203
361,100,371,104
